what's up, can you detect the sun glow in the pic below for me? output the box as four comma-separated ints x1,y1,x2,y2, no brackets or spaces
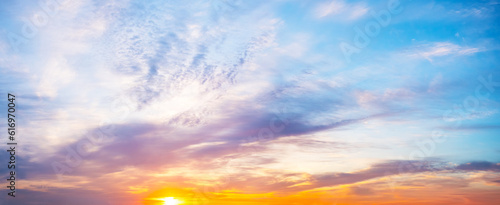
160,197,182,205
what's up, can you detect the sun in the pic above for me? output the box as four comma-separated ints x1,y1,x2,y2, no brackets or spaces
160,197,182,205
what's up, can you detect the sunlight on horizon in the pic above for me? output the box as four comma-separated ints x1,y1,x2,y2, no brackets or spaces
160,197,182,205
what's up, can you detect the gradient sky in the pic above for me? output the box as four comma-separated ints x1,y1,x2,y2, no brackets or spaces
1,0,500,204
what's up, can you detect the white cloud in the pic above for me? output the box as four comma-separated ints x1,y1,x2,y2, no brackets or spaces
316,0,346,18
274,33,310,58
349,4,369,20
36,58,75,98
451,7,489,18
314,0,369,21
1,0,284,162
407,42,480,62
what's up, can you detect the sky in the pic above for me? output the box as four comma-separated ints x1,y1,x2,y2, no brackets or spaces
0,0,500,204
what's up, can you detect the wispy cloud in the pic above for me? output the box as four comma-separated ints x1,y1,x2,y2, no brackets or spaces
314,0,369,21
407,42,481,62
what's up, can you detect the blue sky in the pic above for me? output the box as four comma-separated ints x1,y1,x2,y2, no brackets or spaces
1,0,500,204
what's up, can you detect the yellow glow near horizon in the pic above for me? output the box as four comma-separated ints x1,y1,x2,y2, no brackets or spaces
160,197,182,205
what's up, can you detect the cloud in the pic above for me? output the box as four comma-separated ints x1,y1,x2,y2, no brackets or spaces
12,157,500,204
449,3,497,19
0,188,115,205
283,160,500,192
406,42,481,62
0,0,285,167
314,0,368,21
316,0,346,18
349,186,374,195
456,161,500,171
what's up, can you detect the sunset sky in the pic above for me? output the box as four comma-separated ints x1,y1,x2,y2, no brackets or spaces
1,0,500,204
